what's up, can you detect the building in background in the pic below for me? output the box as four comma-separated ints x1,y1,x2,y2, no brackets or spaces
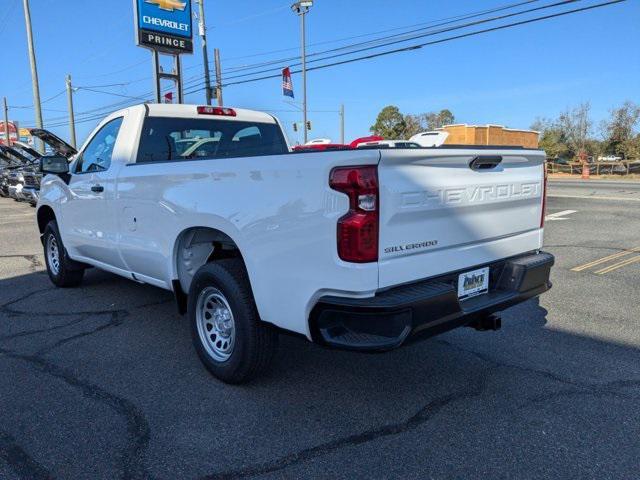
0,122,18,145
437,124,539,148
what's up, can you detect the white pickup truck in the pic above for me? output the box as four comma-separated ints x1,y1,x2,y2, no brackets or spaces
34,104,554,383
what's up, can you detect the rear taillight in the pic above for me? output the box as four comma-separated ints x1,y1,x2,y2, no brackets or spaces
329,166,379,263
540,163,548,228
197,106,237,117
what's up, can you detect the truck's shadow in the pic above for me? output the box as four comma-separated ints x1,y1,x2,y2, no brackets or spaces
1,267,639,480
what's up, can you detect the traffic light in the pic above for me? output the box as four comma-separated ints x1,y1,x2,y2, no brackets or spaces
293,123,298,132
306,121,312,131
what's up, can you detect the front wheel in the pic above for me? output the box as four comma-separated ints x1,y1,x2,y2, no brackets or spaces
188,259,278,384
43,221,85,288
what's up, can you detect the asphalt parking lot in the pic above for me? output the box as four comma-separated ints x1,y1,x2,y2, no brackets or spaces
1,180,639,480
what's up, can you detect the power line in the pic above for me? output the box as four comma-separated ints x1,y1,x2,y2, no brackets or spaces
218,0,541,65
76,83,132,89
219,0,545,76
20,0,547,116
27,0,626,130
181,0,577,95
49,0,540,90
8,89,67,109
185,0,624,93
77,87,150,101
217,0,581,84
0,0,19,38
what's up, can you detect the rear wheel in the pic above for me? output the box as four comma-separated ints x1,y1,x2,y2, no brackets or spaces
43,221,85,288
188,259,278,384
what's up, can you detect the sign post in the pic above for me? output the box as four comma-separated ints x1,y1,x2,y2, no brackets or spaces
134,0,193,103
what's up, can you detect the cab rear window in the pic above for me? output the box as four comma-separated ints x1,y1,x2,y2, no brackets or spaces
136,117,288,163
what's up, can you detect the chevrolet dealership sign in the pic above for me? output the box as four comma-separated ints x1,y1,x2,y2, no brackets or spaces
134,0,193,54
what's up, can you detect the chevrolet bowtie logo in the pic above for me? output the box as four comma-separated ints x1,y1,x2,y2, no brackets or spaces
145,0,187,12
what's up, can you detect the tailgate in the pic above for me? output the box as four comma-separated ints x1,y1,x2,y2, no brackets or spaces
378,148,545,288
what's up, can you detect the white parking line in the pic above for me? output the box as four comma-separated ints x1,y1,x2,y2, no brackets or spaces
548,194,640,202
545,210,577,221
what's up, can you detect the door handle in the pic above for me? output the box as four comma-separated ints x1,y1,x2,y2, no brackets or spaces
469,155,503,171
91,184,104,193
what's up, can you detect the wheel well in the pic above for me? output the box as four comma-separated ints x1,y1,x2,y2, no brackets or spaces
174,227,243,296
37,206,56,234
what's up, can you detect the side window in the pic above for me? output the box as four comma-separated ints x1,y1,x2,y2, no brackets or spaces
75,117,123,174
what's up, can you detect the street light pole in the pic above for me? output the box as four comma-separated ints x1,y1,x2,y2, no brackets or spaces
22,0,44,153
292,1,312,144
196,0,213,105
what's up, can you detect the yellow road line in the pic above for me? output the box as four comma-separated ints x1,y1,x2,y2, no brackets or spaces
595,255,640,275
571,246,640,272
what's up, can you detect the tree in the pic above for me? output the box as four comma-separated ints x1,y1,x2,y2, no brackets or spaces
403,114,426,138
423,109,455,130
624,134,640,160
601,101,640,159
371,107,456,140
557,103,592,159
531,117,571,159
370,106,406,139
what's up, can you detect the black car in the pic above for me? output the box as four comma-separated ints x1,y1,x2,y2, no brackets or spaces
0,145,31,198
11,142,43,206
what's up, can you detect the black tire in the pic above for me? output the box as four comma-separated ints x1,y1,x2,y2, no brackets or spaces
188,259,278,384
43,220,85,288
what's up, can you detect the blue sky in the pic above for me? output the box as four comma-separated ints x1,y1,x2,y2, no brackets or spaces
1,0,638,145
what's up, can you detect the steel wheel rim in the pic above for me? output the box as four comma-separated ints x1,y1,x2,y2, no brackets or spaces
196,287,236,362
47,234,60,276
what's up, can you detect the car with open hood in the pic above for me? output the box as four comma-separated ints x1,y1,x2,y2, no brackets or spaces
0,144,37,200
18,131,77,206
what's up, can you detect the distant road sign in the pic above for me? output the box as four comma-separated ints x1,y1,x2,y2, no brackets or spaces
134,0,193,54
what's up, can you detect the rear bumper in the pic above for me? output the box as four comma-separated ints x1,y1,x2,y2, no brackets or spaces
310,251,554,351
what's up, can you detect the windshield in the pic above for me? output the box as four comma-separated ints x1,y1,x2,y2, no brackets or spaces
0,147,29,164
11,146,38,162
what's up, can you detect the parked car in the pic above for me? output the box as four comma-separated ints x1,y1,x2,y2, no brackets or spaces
304,138,333,146
15,135,77,206
35,104,553,384
598,155,622,162
409,131,450,147
0,150,21,197
10,142,44,205
355,139,422,149
0,145,34,200
292,143,351,151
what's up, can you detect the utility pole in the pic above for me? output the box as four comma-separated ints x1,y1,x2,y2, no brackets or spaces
292,1,312,144
152,51,162,103
66,75,77,149
214,48,223,106
3,97,10,145
196,0,213,105
339,104,345,144
22,0,44,153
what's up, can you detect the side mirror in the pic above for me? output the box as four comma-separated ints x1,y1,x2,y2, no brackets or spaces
41,155,69,175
